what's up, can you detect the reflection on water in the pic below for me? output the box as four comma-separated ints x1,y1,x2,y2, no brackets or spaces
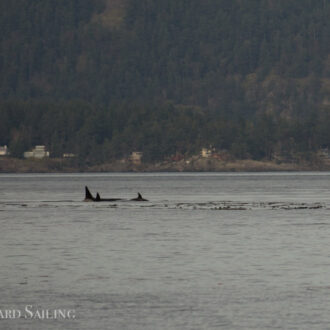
1,172,330,329
0,200,326,211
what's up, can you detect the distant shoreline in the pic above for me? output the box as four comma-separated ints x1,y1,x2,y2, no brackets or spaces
1,157,330,173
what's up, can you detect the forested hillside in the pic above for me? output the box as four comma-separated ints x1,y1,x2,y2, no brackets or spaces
1,0,330,163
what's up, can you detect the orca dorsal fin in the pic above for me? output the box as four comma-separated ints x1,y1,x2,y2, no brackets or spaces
130,192,148,201
96,193,101,201
85,186,94,201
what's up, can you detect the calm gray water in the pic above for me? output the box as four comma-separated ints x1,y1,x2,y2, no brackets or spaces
1,172,330,329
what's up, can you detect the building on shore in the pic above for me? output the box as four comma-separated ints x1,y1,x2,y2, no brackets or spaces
24,145,50,159
201,147,213,158
0,145,9,156
63,153,76,158
318,148,330,159
130,151,143,165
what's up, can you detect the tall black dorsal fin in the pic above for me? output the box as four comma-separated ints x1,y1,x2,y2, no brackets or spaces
85,186,94,200
132,192,148,201
96,193,101,201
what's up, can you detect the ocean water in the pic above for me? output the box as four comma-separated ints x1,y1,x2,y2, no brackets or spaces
1,172,330,329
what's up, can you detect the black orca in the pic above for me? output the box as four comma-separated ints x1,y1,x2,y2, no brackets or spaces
84,186,148,202
84,186,96,201
84,186,121,202
84,186,120,202
131,192,148,201
95,191,122,202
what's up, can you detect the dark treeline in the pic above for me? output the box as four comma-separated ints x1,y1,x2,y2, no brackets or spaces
0,0,330,163
1,100,330,163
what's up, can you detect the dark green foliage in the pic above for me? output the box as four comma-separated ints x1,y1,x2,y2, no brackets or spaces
0,0,330,163
1,0,329,104
2,99,330,163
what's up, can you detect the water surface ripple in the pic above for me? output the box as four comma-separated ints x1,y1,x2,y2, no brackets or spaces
1,172,330,329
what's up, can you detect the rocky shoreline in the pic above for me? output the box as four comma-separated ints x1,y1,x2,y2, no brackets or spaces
1,157,329,173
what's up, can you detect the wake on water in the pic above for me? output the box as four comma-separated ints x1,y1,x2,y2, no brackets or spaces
0,200,325,211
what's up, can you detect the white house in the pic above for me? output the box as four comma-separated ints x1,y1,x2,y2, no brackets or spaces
0,145,8,156
130,151,143,165
63,153,76,158
201,147,212,158
24,145,50,159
